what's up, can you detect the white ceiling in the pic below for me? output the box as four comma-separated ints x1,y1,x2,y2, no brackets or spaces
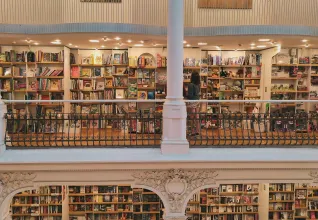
0,33,316,50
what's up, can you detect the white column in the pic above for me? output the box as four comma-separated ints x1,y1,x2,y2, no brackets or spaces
0,100,7,155
161,0,189,154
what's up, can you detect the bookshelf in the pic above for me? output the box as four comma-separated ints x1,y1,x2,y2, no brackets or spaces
186,184,260,220
11,186,63,220
0,46,66,117
183,50,262,114
68,185,164,220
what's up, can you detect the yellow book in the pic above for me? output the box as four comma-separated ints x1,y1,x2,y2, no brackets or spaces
0,67,3,76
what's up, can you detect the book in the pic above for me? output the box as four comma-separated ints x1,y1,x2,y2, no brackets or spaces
96,81,105,90
71,67,80,78
138,91,147,100
116,89,125,99
81,69,92,77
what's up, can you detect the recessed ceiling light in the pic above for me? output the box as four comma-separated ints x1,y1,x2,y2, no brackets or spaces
69,43,72,46
25,39,32,43
51,41,61,45
75,45,78,48
114,47,119,49
115,37,121,41
134,44,144,47
89,40,99,43
127,40,132,43
257,45,267,48
183,41,187,44
302,39,308,42
305,44,309,48
101,45,105,48
250,43,255,46
198,42,207,46
258,39,270,42
186,44,191,47
34,42,39,45
140,40,144,44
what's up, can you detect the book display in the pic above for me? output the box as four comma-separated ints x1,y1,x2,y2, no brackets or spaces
186,184,260,220
184,50,262,114
11,186,63,220
68,185,164,220
0,46,65,117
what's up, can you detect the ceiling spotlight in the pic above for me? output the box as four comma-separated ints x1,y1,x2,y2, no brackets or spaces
183,41,187,44
305,44,309,48
250,43,255,46
75,45,78,48
140,40,144,44
257,45,267,48
89,40,99,43
127,40,132,43
101,45,105,48
115,37,121,41
118,43,123,46
69,43,72,46
198,42,207,46
102,37,109,41
34,42,39,45
134,44,144,47
114,47,119,49
302,39,308,42
25,39,32,43
216,46,221,50
51,41,61,45
258,39,270,42
186,44,191,47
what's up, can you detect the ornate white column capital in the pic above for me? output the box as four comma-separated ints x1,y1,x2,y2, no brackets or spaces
132,169,218,214
0,172,36,206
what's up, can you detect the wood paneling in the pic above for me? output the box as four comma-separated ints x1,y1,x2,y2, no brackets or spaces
198,0,253,9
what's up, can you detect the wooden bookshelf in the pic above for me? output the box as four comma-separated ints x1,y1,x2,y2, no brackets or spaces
11,186,63,220
68,185,164,220
186,184,260,220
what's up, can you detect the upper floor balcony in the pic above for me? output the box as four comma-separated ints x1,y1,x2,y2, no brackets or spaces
3,99,318,149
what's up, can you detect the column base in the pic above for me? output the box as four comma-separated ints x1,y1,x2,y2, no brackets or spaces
161,139,189,154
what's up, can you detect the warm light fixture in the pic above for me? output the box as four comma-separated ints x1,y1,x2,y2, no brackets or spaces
134,44,144,47
305,44,309,48
75,45,78,48
257,45,266,48
12,41,16,44
115,37,121,40
127,40,132,43
51,41,61,45
140,40,144,44
183,41,187,44
216,46,221,50
251,47,255,49
89,40,100,43
69,43,72,46
118,43,123,46
114,47,119,49
198,42,207,46
258,39,270,42
302,39,308,42
250,43,256,46
34,42,39,45
101,45,105,48
152,43,157,46
25,39,32,43
186,44,191,47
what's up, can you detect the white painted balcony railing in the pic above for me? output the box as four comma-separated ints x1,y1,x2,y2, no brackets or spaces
2,99,318,148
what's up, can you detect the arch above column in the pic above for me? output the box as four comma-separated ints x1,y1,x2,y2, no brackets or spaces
132,169,218,215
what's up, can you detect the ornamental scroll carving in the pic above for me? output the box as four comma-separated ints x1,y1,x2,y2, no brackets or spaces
0,172,36,207
132,169,218,213
309,171,318,183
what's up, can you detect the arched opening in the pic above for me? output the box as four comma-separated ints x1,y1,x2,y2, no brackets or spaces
8,184,165,220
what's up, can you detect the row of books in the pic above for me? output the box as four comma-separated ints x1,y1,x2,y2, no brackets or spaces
79,52,129,65
0,50,64,63
39,79,63,91
37,67,63,76
25,93,64,101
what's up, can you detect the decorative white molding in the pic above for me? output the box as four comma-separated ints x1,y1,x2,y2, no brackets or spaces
132,169,218,213
0,172,36,206
309,171,318,183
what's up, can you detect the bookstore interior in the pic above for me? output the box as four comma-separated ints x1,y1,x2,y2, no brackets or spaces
1,35,318,119
9,183,318,220
0,35,318,219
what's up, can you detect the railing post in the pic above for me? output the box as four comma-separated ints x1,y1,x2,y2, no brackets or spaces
0,100,7,155
161,0,189,154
